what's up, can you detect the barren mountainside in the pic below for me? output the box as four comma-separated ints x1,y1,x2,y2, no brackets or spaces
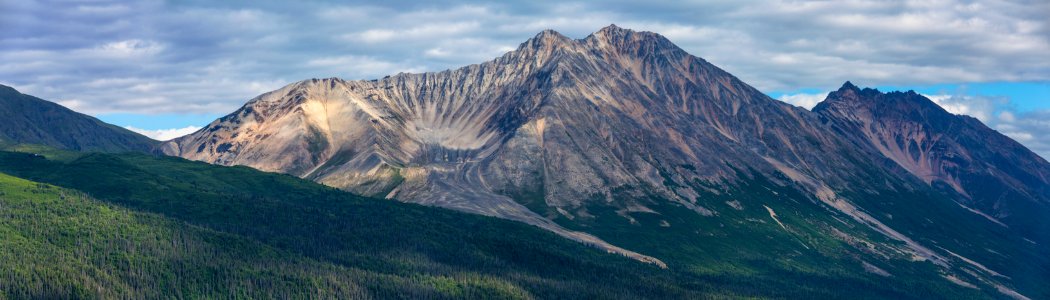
163,25,1050,298
814,83,1050,240
165,25,882,227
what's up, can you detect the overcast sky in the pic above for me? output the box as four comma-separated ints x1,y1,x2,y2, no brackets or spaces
1,0,1048,157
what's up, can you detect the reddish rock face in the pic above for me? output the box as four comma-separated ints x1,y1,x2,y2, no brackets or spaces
814,82,1050,238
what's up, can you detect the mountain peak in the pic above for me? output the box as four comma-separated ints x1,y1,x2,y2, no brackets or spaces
518,29,572,51
839,81,858,91
597,23,627,34
589,23,643,41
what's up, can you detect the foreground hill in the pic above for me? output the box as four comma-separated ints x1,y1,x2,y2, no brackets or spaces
0,145,695,298
0,84,157,152
0,144,1009,299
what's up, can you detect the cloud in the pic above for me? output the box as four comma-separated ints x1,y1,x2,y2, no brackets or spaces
777,92,829,109
0,0,1046,124
921,93,1050,159
93,39,165,57
125,126,201,141
923,94,1002,123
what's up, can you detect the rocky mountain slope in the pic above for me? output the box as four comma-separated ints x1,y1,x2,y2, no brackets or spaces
0,84,157,152
814,83,1050,242
163,25,865,236
163,25,1048,298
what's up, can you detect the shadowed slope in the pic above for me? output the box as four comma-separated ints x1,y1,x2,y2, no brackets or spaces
0,84,156,152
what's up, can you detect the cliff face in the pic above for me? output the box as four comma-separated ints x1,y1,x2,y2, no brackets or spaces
0,84,157,153
814,83,1050,238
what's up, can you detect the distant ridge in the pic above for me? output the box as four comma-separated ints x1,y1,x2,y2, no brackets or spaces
0,84,157,152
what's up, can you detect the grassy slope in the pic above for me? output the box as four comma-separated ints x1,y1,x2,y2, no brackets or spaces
514,153,1050,300
0,146,709,299
0,173,373,298
526,158,1048,299
0,144,1036,298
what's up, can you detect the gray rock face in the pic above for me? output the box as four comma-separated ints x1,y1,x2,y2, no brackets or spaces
814,83,1050,239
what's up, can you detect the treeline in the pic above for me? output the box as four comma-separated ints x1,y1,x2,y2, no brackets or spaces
0,147,993,299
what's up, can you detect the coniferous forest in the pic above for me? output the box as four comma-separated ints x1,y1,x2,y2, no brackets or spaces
0,144,1000,299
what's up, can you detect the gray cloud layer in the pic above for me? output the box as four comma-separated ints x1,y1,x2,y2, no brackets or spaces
927,93,1050,160
2,0,1047,114
1,0,1048,157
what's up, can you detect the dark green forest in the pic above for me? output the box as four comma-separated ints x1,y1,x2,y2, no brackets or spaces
0,144,1028,299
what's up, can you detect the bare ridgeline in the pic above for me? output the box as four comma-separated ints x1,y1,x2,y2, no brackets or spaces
162,25,1049,299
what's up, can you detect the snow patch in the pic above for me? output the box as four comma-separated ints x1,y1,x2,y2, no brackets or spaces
943,274,977,289
725,200,743,210
956,202,1008,227
862,261,891,277
763,205,787,230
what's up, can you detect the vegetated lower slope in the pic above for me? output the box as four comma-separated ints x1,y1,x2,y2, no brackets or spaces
0,172,371,298
0,84,157,152
0,145,696,299
0,145,1003,299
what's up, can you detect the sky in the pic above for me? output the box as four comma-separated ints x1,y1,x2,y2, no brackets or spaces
1,0,1048,157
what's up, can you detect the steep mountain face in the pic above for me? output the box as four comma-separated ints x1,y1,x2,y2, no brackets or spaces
0,84,157,152
164,25,866,227
813,83,1050,241
164,25,1048,298
165,25,864,260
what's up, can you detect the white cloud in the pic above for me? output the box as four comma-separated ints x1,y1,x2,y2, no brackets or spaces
777,92,829,109
922,93,999,123
125,126,201,141
1,0,1046,120
93,39,165,57
922,93,1050,159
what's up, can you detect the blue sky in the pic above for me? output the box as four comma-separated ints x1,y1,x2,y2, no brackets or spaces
1,0,1048,156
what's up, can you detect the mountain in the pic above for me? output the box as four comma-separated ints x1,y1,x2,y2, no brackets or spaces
814,83,1050,242
160,25,1048,298
161,24,866,252
0,84,157,152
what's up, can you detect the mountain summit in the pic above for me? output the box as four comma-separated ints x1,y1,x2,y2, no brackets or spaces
163,26,1048,298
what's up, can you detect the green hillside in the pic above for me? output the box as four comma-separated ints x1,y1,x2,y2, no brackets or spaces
0,146,700,299
0,144,1026,299
0,172,370,298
